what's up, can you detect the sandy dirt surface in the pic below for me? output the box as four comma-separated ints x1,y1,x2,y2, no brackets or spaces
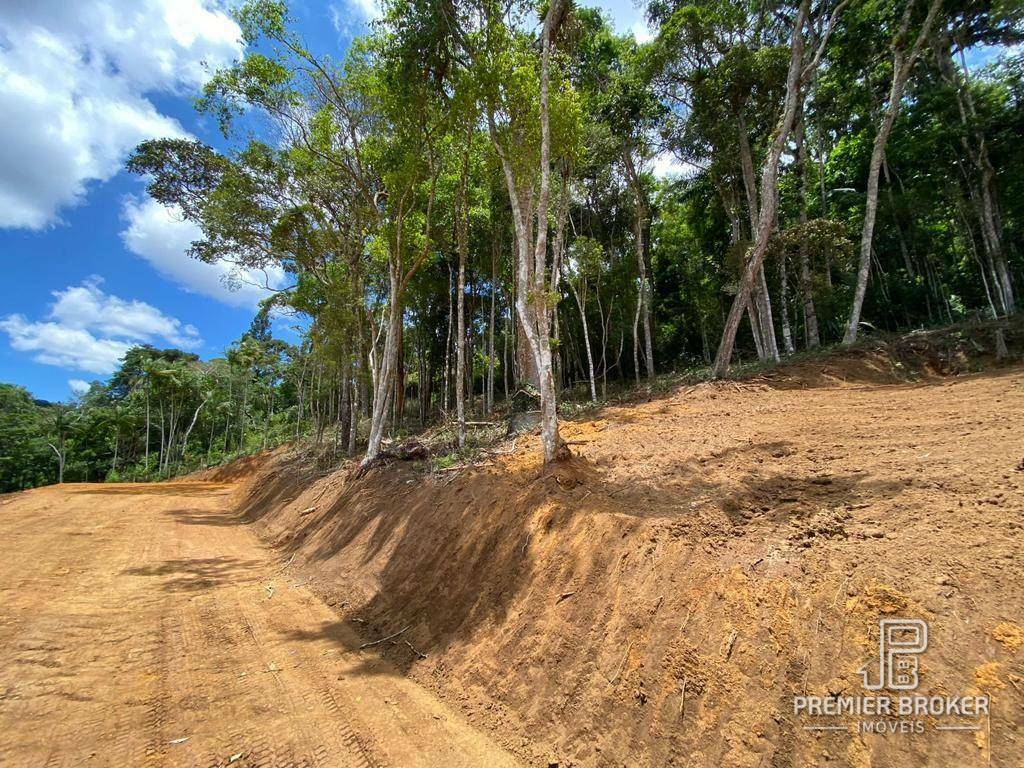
1,347,1022,767
0,481,521,767
241,361,1024,767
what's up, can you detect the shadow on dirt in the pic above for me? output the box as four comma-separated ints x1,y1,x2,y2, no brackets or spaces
65,482,232,498
214,333,1024,686
122,556,262,591
164,507,250,527
757,320,1023,390
247,437,912,680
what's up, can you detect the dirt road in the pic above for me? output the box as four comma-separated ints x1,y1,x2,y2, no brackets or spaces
0,481,521,768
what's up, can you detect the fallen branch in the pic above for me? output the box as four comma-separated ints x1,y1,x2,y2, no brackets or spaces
1007,677,1023,699
436,461,493,474
298,506,319,516
359,625,410,650
605,640,634,684
405,640,428,659
556,590,576,603
436,464,471,473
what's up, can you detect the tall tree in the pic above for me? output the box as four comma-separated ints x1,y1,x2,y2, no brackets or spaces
844,0,944,344
712,0,848,376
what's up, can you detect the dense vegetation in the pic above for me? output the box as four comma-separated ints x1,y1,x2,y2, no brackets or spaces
0,331,305,491
3,0,1022,489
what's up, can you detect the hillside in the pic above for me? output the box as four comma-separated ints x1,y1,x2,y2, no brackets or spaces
224,334,1024,767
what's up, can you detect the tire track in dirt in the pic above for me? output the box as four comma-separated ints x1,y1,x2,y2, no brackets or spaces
0,482,519,768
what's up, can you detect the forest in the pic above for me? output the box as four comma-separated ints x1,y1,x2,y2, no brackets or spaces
2,0,1021,491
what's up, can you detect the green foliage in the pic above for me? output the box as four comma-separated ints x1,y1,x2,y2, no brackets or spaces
0,384,55,492
3,0,1004,485
0,334,307,491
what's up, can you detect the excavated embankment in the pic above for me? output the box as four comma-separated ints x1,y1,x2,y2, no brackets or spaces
225,332,1024,767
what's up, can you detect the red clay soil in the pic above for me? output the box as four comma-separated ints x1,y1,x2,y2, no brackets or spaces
0,481,521,767
236,355,1024,767
2,337,1021,767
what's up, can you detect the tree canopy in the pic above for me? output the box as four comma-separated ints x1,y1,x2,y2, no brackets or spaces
4,0,1022,484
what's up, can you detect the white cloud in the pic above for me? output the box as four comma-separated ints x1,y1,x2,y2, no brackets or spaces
328,0,379,39
120,197,286,308
50,277,201,348
351,0,381,20
68,379,92,396
0,0,242,230
0,277,202,375
631,19,654,43
649,151,698,180
1,316,134,375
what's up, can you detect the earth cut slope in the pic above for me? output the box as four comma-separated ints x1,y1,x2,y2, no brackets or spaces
235,337,1024,767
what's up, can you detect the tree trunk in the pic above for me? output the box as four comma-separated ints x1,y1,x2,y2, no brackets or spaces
263,390,273,451
348,372,358,456
722,185,768,358
883,160,916,277
455,133,471,450
737,112,780,361
569,278,597,401
632,293,641,384
144,387,151,472
394,322,405,431
443,265,453,412
49,443,64,484
339,354,352,453
778,250,795,354
179,397,209,469
947,43,1015,314
295,357,307,438
158,401,165,472
164,400,176,475
487,237,497,414
713,0,811,377
622,150,655,378
364,267,403,463
597,292,610,398
844,0,943,344
793,108,820,347
514,282,540,387
955,193,999,317
550,163,570,387
487,0,567,463
502,307,510,401
238,380,247,450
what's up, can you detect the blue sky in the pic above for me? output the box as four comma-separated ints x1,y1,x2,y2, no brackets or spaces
0,0,649,402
